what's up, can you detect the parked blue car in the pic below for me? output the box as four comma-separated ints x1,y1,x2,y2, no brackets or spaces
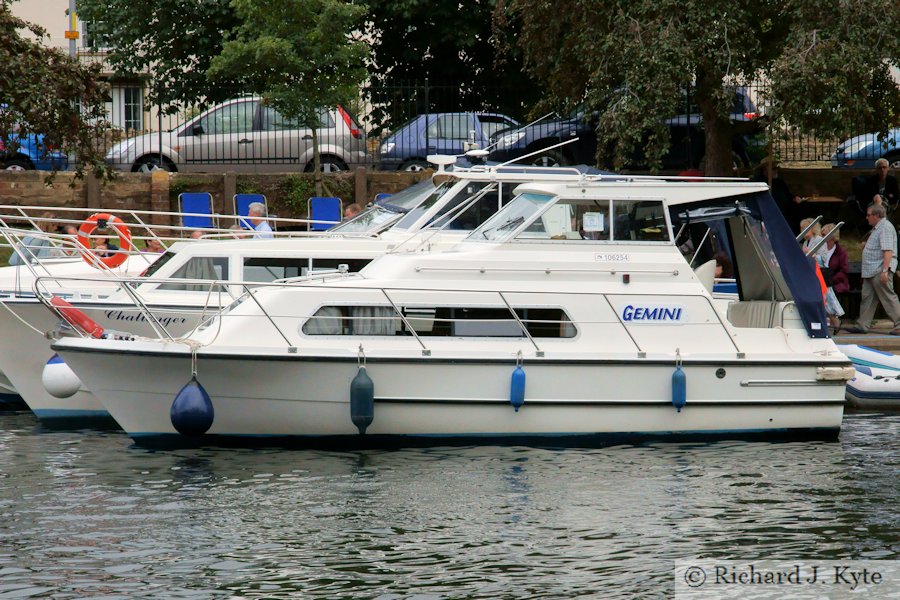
831,128,900,169
1,131,69,171
378,112,520,171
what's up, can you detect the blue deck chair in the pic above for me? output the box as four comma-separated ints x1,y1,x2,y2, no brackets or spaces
308,197,342,231
374,193,392,204
234,193,267,229
178,192,215,230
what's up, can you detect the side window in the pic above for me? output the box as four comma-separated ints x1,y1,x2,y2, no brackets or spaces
479,115,518,139
612,200,669,241
576,201,611,241
258,107,333,131
302,305,575,338
243,257,308,282
243,257,372,282
258,106,301,132
196,102,257,135
435,115,473,140
158,256,229,291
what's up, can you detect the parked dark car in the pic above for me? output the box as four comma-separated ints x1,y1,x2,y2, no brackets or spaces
1,131,69,171
378,112,520,171
488,88,763,171
831,128,900,169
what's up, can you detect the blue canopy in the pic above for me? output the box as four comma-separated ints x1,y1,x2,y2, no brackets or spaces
749,192,829,338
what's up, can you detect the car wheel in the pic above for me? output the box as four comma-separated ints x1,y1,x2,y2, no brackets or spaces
530,150,566,167
2,158,32,171
400,159,430,172
305,157,349,172
886,153,900,170
132,156,175,173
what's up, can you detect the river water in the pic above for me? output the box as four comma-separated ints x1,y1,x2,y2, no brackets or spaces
0,410,897,599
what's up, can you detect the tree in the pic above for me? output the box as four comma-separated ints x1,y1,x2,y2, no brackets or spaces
207,0,368,194
76,0,241,111
363,0,537,130
500,0,900,175
0,1,111,177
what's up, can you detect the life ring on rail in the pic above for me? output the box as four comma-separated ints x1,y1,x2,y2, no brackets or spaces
50,296,105,339
77,213,133,269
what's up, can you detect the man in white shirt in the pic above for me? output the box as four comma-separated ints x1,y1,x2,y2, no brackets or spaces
248,202,274,239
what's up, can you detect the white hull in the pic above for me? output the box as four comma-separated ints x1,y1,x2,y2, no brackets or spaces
56,341,846,443
0,300,204,419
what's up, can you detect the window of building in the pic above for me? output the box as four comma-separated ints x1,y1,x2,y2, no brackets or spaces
123,87,143,132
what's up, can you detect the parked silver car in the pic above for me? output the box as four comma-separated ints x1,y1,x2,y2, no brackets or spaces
105,98,367,173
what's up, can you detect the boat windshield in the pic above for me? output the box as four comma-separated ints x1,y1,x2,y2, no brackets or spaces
468,193,553,241
392,180,456,230
330,179,435,234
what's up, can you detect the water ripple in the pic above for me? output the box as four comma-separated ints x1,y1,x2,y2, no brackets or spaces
0,411,897,598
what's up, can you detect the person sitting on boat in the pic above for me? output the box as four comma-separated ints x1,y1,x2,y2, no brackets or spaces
343,203,363,220
821,222,850,312
248,202,274,239
846,204,900,335
143,238,165,253
799,218,825,258
714,252,733,279
93,236,119,258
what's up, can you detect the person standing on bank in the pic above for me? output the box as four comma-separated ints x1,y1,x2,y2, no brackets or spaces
864,158,900,216
847,204,900,334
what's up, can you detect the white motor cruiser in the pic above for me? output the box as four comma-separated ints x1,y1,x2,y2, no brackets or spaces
2,165,601,421
53,176,854,445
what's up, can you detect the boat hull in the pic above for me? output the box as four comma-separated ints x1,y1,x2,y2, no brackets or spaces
0,299,204,421
845,365,900,411
54,343,846,446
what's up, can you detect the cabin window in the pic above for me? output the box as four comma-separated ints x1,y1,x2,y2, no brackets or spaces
242,257,371,282
157,256,229,291
496,194,670,242
302,305,576,338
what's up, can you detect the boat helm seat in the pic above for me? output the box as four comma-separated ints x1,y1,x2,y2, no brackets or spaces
694,259,716,294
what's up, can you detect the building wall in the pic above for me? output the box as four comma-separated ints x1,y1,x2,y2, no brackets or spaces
11,0,85,51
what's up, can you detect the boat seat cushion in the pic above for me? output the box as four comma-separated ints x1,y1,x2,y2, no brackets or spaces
727,300,803,329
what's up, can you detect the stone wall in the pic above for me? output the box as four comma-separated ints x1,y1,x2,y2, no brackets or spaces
0,167,872,219
0,170,432,221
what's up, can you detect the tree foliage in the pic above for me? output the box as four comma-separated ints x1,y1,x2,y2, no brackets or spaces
0,1,111,177
207,0,368,191
502,0,900,175
363,0,536,122
76,0,240,111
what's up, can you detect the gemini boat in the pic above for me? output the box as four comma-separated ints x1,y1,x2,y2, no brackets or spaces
53,175,854,445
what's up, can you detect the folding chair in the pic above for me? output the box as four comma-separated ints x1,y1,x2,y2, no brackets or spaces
178,192,215,230
234,193,267,229
308,197,342,231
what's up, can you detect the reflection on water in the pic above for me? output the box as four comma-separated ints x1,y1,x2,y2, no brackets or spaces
0,412,897,599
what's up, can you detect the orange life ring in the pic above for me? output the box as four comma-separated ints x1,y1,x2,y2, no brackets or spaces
77,213,133,269
50,296,105,339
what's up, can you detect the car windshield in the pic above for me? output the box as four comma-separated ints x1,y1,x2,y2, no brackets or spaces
330,179,436,234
